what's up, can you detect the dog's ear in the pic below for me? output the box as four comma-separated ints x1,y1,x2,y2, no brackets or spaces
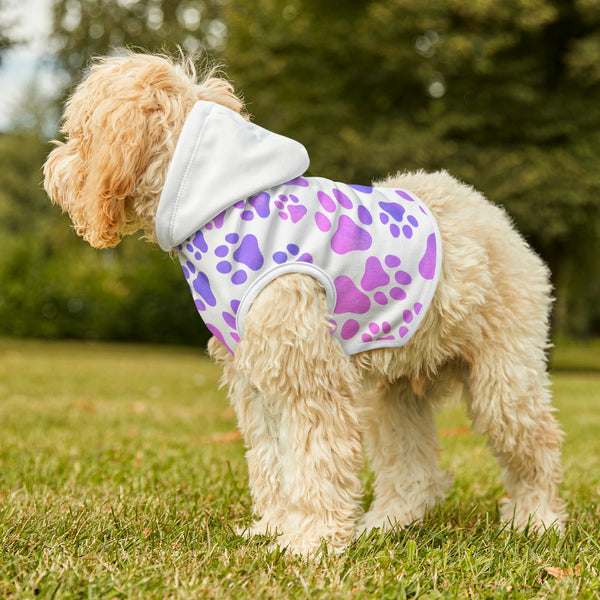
43,139,89,237
43,96,147,249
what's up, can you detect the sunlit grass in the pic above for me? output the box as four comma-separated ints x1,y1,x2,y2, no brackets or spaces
1,338,599,599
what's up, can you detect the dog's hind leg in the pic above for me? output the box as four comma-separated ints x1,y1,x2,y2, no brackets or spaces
357,378,452,536
232,274,365,555
465,351,567,531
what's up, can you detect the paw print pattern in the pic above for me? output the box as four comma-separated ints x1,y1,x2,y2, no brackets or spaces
314,191,373,254
331,253,422,342
311,185,438,346
349,185,421,239
240,192,270,221
179,178,440,354
181,229,265,331
182,230,208,261
379,198,421,240
275,194,308,223
273,244,314,265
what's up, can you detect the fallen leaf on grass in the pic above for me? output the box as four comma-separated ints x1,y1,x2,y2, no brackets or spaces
75,399,96,412
544,565,581,579
209,430,243,443
221,406,236,419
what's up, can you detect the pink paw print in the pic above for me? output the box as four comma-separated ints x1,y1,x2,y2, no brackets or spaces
275,194,307,223
331,254,417,343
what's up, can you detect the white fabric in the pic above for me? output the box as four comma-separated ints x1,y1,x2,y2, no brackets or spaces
156,101,442,355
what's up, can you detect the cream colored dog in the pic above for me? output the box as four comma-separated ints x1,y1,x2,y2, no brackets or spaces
44,51,566,555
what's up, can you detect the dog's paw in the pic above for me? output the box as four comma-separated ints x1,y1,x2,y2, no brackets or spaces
499,496,567,533
270,532,347,558
237,518,279,539
357,472,452,538
355,508,420,538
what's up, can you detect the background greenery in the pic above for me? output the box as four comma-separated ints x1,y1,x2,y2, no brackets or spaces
1,337,599,599
0,0,599,344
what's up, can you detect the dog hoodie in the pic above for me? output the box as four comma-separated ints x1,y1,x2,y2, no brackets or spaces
156,101,442,355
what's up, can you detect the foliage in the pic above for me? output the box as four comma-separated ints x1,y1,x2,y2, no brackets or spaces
0,132,210,345
0,29,12,63
50,0,226,78
0,338,599,598
0,0,16,65
0,0,230,344
0,0,598,341
223,0,600,337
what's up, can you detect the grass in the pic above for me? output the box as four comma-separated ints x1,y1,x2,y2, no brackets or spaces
550,338,600,373
0,337,599,599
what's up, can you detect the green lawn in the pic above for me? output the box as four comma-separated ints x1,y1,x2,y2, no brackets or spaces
1,338,599,599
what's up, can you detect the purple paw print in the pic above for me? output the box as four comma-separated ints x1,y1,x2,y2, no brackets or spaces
419,233,437,280
204,210,226,231
240,192,271,221
272,243,314,265
185,230,209,260
208,233,266,286
283,176,310,187
361,320,394,343
377,192,421,240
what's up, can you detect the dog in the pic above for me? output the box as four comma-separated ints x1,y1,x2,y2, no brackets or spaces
43,51,567,555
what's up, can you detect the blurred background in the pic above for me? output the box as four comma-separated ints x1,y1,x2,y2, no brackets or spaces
0,0,598,347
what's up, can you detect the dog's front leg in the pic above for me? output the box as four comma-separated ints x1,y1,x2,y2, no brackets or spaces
233,274,365,556
209,336,288,536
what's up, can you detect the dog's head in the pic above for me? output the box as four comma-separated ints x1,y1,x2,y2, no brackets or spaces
43,51,245,248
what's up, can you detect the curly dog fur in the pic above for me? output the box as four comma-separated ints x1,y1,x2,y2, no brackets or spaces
44,51,566,555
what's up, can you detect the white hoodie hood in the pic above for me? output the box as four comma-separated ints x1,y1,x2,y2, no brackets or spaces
156,101,310,252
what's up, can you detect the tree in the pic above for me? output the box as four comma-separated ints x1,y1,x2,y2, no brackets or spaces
0,0,224,345
50,0,226,79
0,130,210,344
3,0,596,342
0,0,16,64
223,0,600,337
